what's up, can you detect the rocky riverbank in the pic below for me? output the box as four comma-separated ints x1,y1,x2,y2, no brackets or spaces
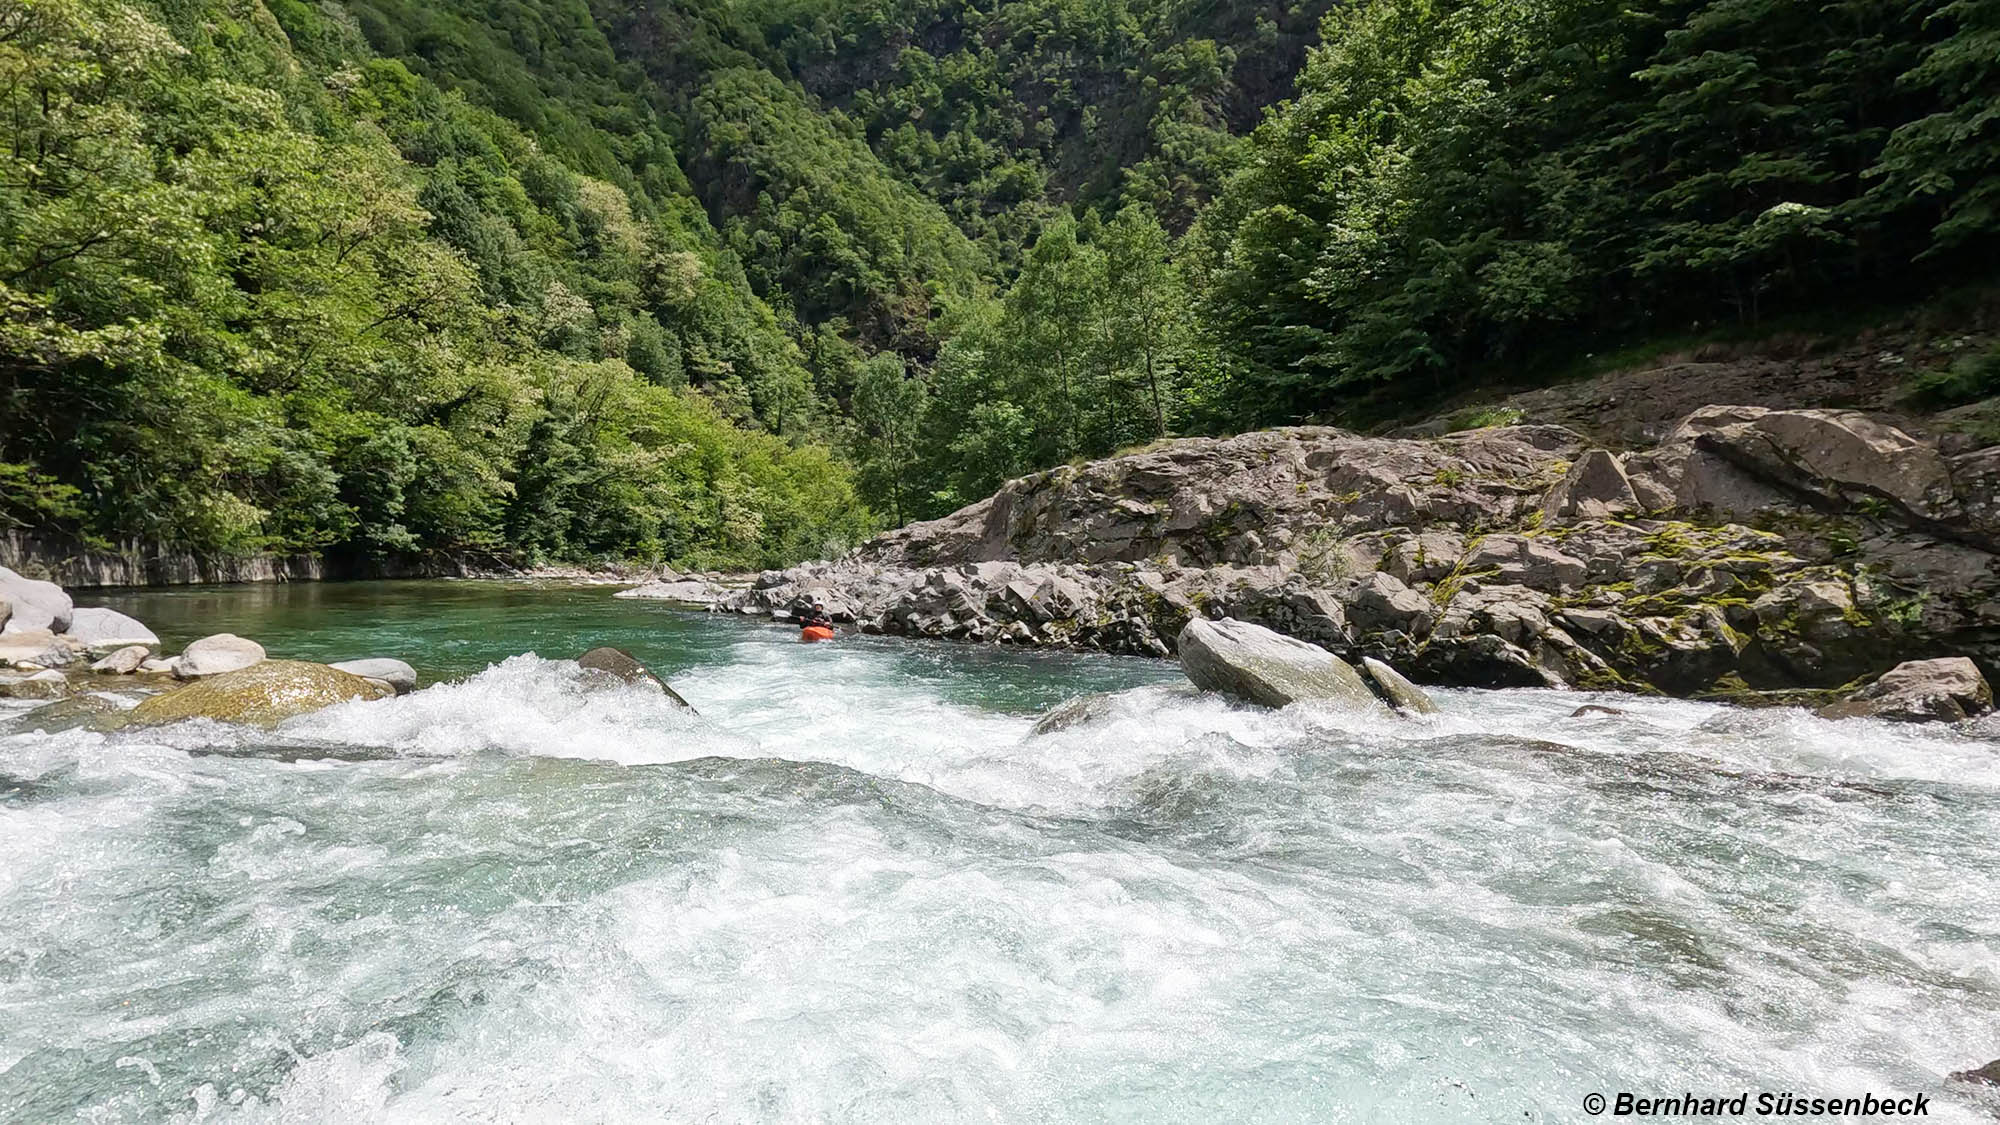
724,406,2000,711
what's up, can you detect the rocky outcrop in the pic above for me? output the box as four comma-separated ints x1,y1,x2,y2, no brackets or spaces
174,634,267,679
614,571,742,606
128,660,391,726
727,410,1998,698
1178,618,1379,710
1819,658,1994,723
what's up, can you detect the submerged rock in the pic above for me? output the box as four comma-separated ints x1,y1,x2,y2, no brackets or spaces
330,658,417,695
1178,618,1378,710
1818,657,1994,723
10,692,127,734
174,633,266,679
63,607,158,653
576,646,694,710
0,566,72,635
130,660,390,727
90,645,151,675
1361,657,1439,715
0,670,69,700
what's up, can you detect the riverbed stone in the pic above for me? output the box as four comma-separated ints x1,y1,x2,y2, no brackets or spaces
130,660,390,727
576,646,694,710
1818,657,1994,723
1178,617,1378,710
1360,657,1439,715
174,634,267,679
90,645,152,675
0,628,79,669
0,669,69,700
62,607,159,653
7,692,126,734
0,567,72,635
329,658,417,694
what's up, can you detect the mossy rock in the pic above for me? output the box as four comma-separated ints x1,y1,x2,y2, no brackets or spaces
128,660,392,727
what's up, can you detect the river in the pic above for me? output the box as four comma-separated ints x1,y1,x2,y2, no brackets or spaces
2,581,1997,1122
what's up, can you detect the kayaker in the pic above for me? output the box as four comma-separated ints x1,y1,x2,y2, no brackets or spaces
799,601,833,630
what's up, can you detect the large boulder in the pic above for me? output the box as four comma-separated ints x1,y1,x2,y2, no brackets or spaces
174,633,266,679
129,660,391,727
1177,617,1379,710
329,658,417,695
1818,657,1994,723
576,646,693,710
63,607,159,653
0,567,72,635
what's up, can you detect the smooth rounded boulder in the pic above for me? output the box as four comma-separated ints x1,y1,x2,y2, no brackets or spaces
174,633,266,679
0,567,72,635
63,607,159,653
130,660,391,727
330,658,417,695
1177,617,1378,710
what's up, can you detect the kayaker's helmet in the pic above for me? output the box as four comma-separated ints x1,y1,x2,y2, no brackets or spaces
813,601,826,611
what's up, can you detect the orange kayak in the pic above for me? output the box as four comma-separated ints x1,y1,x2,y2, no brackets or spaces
800,625,835,643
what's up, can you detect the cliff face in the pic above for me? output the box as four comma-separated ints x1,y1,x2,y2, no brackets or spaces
729,408,2000,698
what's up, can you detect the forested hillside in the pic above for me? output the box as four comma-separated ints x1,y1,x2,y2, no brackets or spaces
3,0,1995,570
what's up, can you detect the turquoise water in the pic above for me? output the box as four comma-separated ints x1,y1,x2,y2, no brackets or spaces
2,581,1998,1122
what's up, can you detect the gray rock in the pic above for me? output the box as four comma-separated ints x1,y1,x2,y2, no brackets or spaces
63,607,159,653
0,669,69,699
1948,1059,2000,1087
0,566,72,635
1361,657,1438,715
1570,704,1626,718
138,657,176,674
1819,657,1994,723
0,595,9,631
576,647,693,710
90,645,152,675
175,634,266,679
329,658,417,695
1178,617,1379,710
1542,449,1639,521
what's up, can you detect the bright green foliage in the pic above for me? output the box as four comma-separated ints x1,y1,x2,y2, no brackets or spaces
910,206,1211,512
0,0,869,568
1190,0,2000,421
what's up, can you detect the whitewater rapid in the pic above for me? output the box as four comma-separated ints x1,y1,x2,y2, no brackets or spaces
2,628,1998,1122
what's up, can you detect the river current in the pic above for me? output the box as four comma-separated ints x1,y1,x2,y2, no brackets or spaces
1,582,1996,1122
